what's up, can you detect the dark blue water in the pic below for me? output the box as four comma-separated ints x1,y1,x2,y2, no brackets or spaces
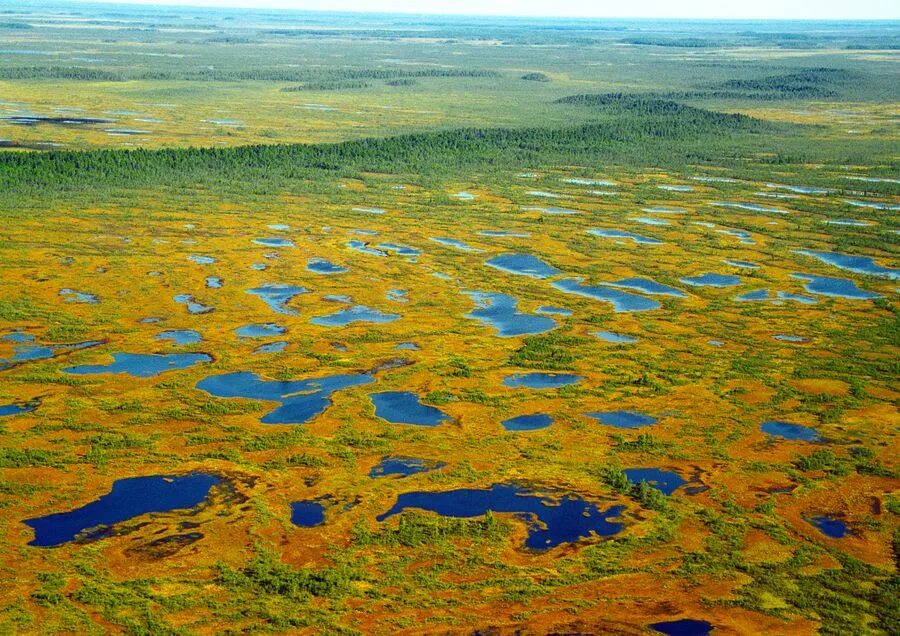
310,305,400,327
503,373,582,389
624,468,687,495
65,353,212,378
246,284,309,315
0,401,38,417
430,237,483,252
649,619,713,636
307,258,348,274
796,250,898,280
253,237,294,247
253,341,288,354
807,516,848,538
552,279,660,312
23,473,222,547
236,323,286,338
173,294,214,314
587,228,663,245
586,411,657,429
604,278,686,297
761,420,820,442
0,333,103,367
593,331,638,344
197,371,373,424
370,391,450,426
59,289,99,304
369,456,446,478
485,253,561,279
502,414,553,431
792,274,880,300
376,484,625,550
465,292,556,337
680,274,741,287
290,501,325,527
155,330,202,345
205,276,223,289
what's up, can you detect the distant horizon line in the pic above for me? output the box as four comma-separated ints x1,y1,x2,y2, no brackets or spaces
45,0,900,22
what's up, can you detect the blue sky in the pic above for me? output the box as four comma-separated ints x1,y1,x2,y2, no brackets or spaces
80,0,900,20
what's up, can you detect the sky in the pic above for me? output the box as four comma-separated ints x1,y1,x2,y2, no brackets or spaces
77,0,900,20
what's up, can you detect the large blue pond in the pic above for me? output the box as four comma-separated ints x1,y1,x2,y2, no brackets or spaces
246,284,309,315
624,468,687,495
503,373,583,389
552,279,660,312
376,484,625,550
650,619,713,636
587,228,663,245
310,305,400,327
196,371,373,424
0,401,38,417
485,254,561,279
23,473,222,547
502,414,553,431
761,420,820,442
605,277,686,297
586,411,657,429
796,250,899,280
65,353,211,378
307,258,349,275
369,456,446,478
792,274,881,300
807,516,848,539
370,391,450,426
290,501,325,527
0,333,103,368
465,292,556,337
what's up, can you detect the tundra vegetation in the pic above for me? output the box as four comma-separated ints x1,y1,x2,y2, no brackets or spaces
0,2,897,635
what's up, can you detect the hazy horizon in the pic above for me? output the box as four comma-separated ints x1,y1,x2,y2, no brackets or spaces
55,0,900,21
